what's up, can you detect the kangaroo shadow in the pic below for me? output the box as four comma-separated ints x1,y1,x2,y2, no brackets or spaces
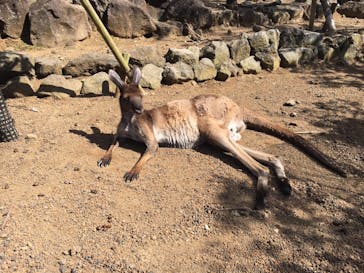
69,126,145,154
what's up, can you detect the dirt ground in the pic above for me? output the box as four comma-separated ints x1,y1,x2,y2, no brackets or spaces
1,12,364,273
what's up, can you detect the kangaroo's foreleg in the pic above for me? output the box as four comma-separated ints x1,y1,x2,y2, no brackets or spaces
124,125,159,182
237,146,292,196
205,124,271,209
98,134,119,167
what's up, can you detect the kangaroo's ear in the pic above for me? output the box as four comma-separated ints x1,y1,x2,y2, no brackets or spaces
108,69,124,90
132,66,142,85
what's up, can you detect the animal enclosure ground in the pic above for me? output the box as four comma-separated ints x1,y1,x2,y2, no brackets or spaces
1,64,363,272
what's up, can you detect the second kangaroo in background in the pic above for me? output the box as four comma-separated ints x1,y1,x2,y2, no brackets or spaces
98,66,346,209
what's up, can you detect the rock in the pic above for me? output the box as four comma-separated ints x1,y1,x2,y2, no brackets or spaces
162,62,194,85
337,1,364,19
25,133,37,140
1,76,35,98
215,63,231,82
0,51,34,84
193,58,217,82
238,9,269,27
248,31,270,53
81,72,116,95
279,48,301,67
284,99,296,106
239,56,262,74
62,53,119,77
271,11,290,24
279,27,305,48
342,33,364,63
140,64,163,89
201,41,230,67
0,0,33,39
188,46,200,62
298,47,316,65
129,46,165,67
35,56,64,78
275,4,305,21
29,0,91,47
155,21,182,38
87,0,111,19
255,47,281,71
107,0,157,38
164,0,213,30
228,36,251,63
165,48,198,65
37,74,82,98
266,29,280,51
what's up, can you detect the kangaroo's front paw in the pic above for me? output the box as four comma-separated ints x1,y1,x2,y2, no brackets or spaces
123,170,139,183
97,156,111,167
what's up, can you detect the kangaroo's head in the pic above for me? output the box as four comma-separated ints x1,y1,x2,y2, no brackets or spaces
109,66,144,115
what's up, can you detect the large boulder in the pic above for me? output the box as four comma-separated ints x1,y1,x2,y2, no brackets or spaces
239,56,262,74
255,47,281,71
201,41,230,67
337,1,364,19
164,0,214,30
1,76,35,98
129,46,166,67
279,47,316,67
106,0,157,38
342,33,364,63
0,51,34,84
0,0,34,39
162,62,194,85
165,48,199,65
35,56,64,78
193,58,217,82
140,63,163,89
62,53,119,77
81,72,116,96
37,74,82,98
29,0,91,47
228,37,251,63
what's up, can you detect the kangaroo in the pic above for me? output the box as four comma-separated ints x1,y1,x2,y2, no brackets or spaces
98,66,346,209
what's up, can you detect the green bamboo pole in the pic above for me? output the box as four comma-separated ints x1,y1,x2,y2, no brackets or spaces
80,0,130,75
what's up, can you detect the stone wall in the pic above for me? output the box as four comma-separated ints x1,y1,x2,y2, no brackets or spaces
1,28,363,99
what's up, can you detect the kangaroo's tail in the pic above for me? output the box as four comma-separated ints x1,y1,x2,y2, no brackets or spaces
243,109,347,177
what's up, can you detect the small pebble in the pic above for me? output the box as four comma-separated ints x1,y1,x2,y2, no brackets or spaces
90,189,98,194
284,99,296,107
290,112,297,117
25,134,38,140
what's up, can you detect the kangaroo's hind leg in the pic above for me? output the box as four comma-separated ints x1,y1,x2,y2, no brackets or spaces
237,146,292,196
204,124,271,209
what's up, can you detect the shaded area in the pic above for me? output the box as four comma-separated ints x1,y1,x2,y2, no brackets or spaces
69,126,145,153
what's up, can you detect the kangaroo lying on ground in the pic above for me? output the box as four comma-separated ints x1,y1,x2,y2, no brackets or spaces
98,66,346,209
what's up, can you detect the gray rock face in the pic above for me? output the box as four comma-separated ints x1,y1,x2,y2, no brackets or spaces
0,0,33,39
215,63,231,82
193,58,217,82
279,28,321,49
107,0,157,38
248,31,270,53
81,72,116,95
129,46,166,67
228,37,251,63
1,76,35,98
0,51,34,84
35,56,64,78
165,48,199,65
88,0,111,19
140,64,163,89
255,47,281,71
337,1,364,19
342,33,364,63
201,41,230,67
37,74,82,98
164,0,213,30
63,53,119,77
162,62,194,85
239,56,262,74
29,0,91,47
279,47,316,67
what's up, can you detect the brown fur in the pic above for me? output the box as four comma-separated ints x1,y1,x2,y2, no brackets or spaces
98,68,346,209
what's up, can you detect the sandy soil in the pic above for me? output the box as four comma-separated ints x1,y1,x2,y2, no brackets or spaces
0,11,364,273
1,63,363,272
